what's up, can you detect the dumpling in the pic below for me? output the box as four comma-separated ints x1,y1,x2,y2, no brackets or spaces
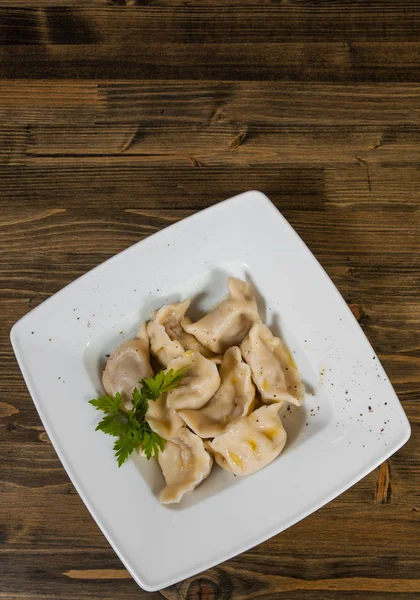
102,334,153,407
147,300,188,367
147,300,216,367
207,404,287,476
166,351,221,411
158,428,213,504
146,350,220,438
180,316,222,361
240,322,304,406
179,346,256,438
182,277,260,353
145,393,184,440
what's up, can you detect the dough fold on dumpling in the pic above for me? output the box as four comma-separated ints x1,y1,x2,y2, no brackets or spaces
136,321,150,359
240,322,304,406
158,428,213,504
147,300,189,367
102,331,153,407
182,277,260,353
166,350,221,411
207,404,287,476
145,392,185,440
147,300,217,367
179,346,255,438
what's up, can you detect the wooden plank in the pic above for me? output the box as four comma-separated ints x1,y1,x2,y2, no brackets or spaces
1,161,420,213
1,81,419,126
1,3,420,44
0,164,324,205
2,42,420,81
19,124,420,166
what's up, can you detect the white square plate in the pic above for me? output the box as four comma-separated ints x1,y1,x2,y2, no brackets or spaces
11,191,410,591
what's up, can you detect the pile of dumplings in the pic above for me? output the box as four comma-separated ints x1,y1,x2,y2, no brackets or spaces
102,278,305,504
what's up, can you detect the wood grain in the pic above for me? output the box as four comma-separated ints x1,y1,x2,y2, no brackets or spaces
0,1,419,599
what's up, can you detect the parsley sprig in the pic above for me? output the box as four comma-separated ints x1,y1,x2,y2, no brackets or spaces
89,368,186,467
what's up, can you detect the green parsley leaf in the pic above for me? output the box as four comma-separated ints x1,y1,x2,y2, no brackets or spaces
89,367,185,467
113,429,142,468
131,386,149,421
89,392,122,413
141,366,187,400
140,422,167,460
96,413,128,437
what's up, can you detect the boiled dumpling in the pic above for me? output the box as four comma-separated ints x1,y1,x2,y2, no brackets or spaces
147,300,189,367
146,349,221,438
179,346,256,438
240,322,304,406
145,393,185,440
158,428,213,504
180,316,222,361
166,350,221,411
102,332,153,407
182,277,260,353
147,300,216,367
207,404,287,476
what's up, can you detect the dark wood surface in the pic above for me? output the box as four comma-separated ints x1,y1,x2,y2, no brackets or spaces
1,2,419,599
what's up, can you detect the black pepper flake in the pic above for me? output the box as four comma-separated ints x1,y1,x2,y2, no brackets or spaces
373,356,376,360
31,331,34,334
105,354,110,358
368,406,372,411
384,402,388,405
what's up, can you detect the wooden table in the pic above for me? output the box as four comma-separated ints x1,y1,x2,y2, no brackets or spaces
1,2,419,599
